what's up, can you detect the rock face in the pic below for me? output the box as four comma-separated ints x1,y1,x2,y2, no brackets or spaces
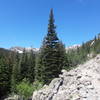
32,55,100,100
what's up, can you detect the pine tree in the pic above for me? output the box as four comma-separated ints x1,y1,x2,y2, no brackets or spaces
20,49,28,80
20,49,36,82
35,9,66,84
0,57,11,98
11,52,21,93
27,50,35,82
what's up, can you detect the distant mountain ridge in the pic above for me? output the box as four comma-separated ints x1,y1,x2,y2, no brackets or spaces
6,33,100,54
9,45,81,53
66,44,81,52
10,46,39,53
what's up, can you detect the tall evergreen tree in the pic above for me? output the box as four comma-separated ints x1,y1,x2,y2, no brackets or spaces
11,52,21,93
35,9,66,84
0,57,11,98
20,49,28,80
27,50,35,82
20,49,35,82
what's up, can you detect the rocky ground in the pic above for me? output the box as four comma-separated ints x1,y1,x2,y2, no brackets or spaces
32,54,100,100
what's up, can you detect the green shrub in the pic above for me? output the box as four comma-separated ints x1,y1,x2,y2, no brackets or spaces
16,79,43,100
16,79,33,100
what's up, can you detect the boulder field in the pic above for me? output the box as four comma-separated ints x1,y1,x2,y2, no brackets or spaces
32,55,100,100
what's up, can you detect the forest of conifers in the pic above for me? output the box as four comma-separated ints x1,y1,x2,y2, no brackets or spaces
0,9,100,99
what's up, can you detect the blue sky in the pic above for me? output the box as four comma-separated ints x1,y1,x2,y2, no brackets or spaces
0,0,100,48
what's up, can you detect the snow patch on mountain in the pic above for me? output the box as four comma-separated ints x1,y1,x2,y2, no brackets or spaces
66,44,81,52
10,46,39,53
10,44,81,53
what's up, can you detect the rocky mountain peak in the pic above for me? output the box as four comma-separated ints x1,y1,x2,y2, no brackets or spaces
66,44,81,52
10,46,39,53
32,54,100,100
9,44,81,54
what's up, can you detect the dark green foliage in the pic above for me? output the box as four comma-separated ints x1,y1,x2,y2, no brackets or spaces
92,35,100,54
20,49,35,82
65,33,100,69
20,49,29,80
0,57,11,98
0,48,36,98
1,9,100,100
35,9,66,84
66,43,90,68
11,52,21,93
27,50,35,82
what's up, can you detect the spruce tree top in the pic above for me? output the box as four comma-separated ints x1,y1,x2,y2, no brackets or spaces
48,9,56,34
43,9,59,47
